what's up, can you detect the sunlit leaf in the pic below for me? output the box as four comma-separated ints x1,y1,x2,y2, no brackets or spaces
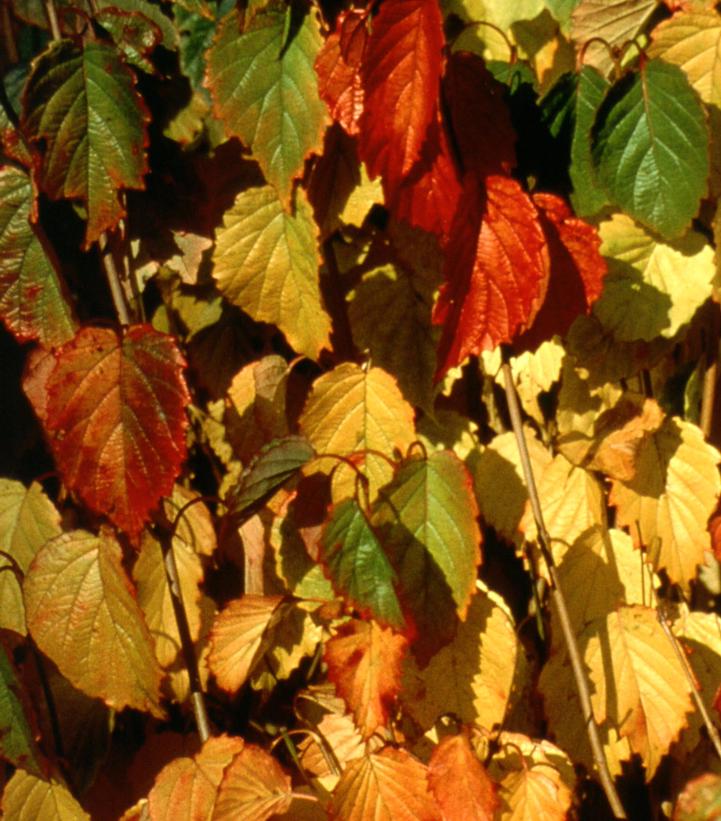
24,529,163,716
25,325,189,537
0,770,89,820
0,166,76,346
206,6,327,203
0,643,44,776
213,185,330,360
21,40,149,246
325,619,407,739
592,59,708,239
610,416,721,591
331,747,440,821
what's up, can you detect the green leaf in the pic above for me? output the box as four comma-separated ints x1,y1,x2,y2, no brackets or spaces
321,498,405,630
570,66,610,217
206,5,327,203
0,166,76,347
0,479,62,636
21,39,149,247
0,642,44,776
229,436,316,519
591,58,709,239
96,0,179,51
213,185,331,359
0,770,89,820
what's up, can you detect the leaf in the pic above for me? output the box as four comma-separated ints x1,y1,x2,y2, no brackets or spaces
0,770,89,820
324,619,408,738
372,450,481,653
592,214,714,342
208,595,284,693
229,436,315,519
610,416,721,591
213,185,331,360
357,0,444,195
212,744,293,821
26,325,189,537
23,529,163,716
148,735,245,821
331,747,440,821
591,59,709,239
0,479,62,635
21,39,149,246
433,175,549,377
427,732,499,821
674,773,721,821
0,166,76,346
0,642,44,776
299,363,416,500
314,9,367,136
401,585,522,733
206,6,327,203
321,499,404,630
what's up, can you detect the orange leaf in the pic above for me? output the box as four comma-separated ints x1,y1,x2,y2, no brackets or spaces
332,747,440,820
324,619,408,739
427,733,499,821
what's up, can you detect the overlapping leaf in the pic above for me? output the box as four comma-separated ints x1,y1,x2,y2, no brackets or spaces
23,529,163,715
0,166,76,346
213,186,330,360
21,40,149,246
1,770,89,820
206,6,327,203
592,59,708,239
25,325,189,536
324,619,408,739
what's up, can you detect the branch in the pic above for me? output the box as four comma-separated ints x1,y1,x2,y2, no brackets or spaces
501,358,627,820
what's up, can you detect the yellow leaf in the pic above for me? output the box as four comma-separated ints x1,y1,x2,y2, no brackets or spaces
299,363,416,501
593,214,715,342
1,770,89,820
23,529,163,716
340,161,383,227
401,584,524,733
505,338,565,426
213,186,330,360
490,733,574,821
610,416,721,590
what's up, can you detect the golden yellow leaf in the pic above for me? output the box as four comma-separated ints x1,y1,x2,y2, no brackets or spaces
503,338,565,426
1,770,89,820
610,416,721,590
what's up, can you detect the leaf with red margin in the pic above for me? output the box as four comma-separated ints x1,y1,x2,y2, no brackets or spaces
515,193,607,351
315,9,367,136
433,175,549,377
25,325,189,537
427,731,499,821
358,0,444,196
389,113,462,239
324,619,408,739
443,50,516,176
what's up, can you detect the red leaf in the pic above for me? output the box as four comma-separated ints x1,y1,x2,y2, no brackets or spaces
433,175,549,377
25,325,189,536
515,193,607,352
388,113,462,239
443,51,516,176
324,618,408,739
315,9,367,135
358,0,444,195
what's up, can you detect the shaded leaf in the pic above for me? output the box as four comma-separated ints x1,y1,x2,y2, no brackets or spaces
427,732,499,821
0,643,44,776
207,6,327,203
21,40,149,246
213,185,330,360
26,325,189,537
673,773,721,821
592,59,708,239
0,166,76,346
610,416,721,591
321,499,404,630
0,770,89,820
331,747,440,821
358,0,444,196
325,618,408,738
24,529,163,716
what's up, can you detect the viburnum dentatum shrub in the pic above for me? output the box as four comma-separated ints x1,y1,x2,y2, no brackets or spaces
3,0,721,817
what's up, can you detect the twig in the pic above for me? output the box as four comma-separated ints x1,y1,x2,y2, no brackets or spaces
43,0,61,41
153,510,211,743
501,358,627,819
98,232,132,326
700,306,720,440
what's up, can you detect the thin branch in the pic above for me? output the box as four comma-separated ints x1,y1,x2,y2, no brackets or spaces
501,359,627,820
700,305,720,440
1,3,19,69
43,0,61,41
98,233,132,326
